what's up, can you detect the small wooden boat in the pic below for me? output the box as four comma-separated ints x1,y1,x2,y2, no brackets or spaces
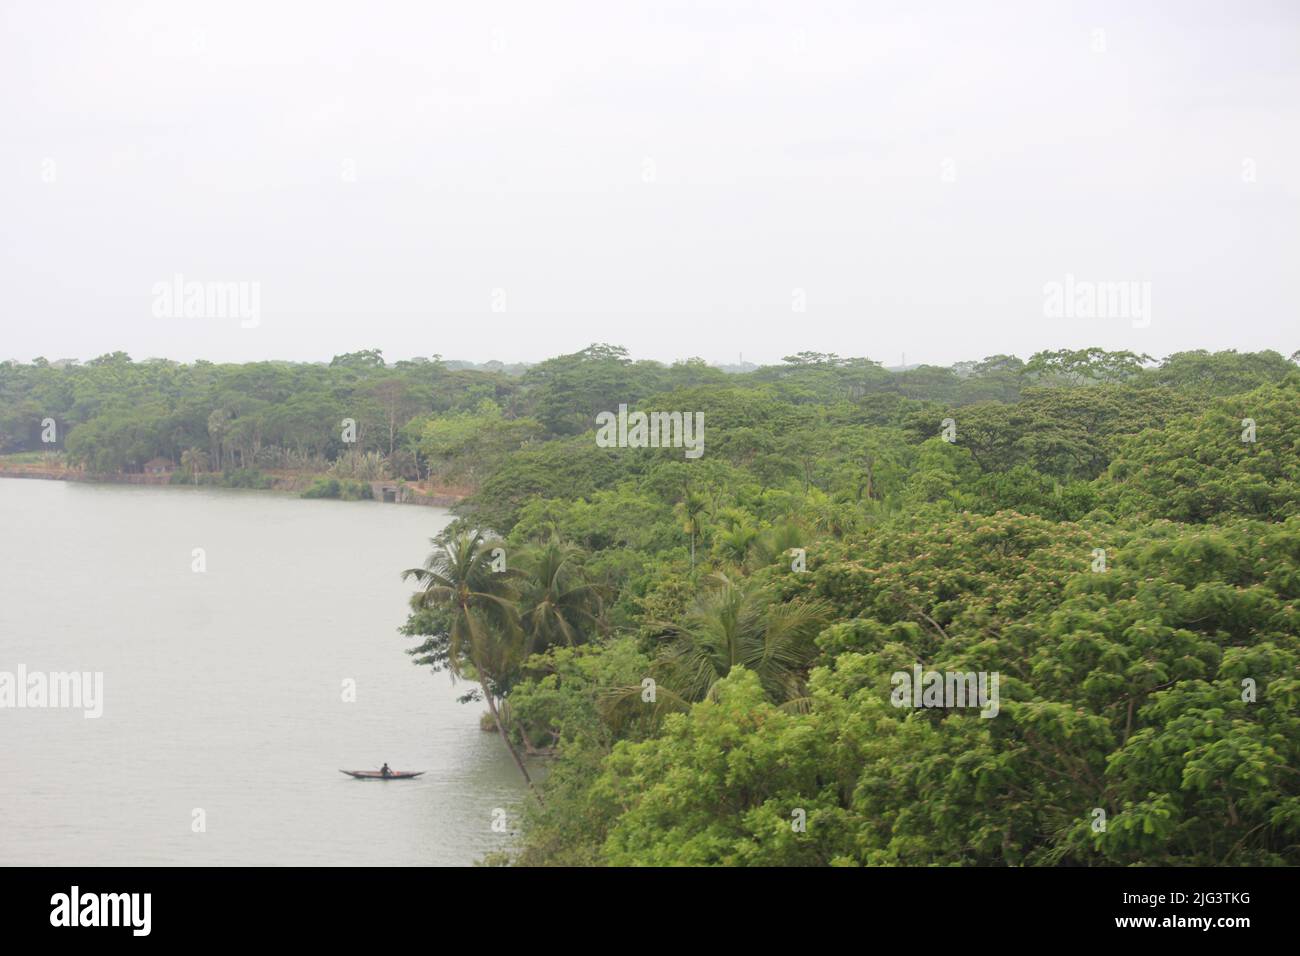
340,769,425,780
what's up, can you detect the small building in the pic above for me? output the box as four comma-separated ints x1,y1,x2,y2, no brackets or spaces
142,457,175,475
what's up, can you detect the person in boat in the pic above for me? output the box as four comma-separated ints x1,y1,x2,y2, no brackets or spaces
380,762,392,778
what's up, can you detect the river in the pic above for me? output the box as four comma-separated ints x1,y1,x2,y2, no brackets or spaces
0,478,526,865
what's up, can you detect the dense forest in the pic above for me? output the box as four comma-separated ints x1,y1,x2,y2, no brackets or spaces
4,345,1299,865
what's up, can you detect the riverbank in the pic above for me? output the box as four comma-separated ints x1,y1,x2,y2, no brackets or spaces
0,459,468,507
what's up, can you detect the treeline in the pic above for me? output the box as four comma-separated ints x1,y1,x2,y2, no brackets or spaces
378,345,1300,866
0,348,514,476
2,346,1294,485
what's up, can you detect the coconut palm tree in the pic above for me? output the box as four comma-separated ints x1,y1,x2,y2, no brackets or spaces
655,573,829,704
401,532,535,789
604,573,829,726
515,536,607,654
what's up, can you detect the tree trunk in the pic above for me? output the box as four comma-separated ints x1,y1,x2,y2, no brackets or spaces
480,679,539,797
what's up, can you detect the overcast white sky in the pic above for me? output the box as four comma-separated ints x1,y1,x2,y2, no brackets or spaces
2,0,1297,367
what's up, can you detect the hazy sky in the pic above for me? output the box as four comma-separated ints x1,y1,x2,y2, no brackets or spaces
2,0,1297,367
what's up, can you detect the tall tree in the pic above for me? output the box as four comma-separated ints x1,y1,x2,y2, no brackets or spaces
401,532,536,790
180,447,208,485
675,489,710,569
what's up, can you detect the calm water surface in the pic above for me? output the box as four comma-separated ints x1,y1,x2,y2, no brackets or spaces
0,478,525,865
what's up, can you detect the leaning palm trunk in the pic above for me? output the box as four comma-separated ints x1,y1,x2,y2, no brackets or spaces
479,677,535,791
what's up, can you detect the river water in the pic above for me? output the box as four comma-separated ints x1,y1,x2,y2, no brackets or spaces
0,478,526,866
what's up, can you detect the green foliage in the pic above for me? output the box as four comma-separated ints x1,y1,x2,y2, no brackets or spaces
510,639,653,754
564,515,1300,866
1098,378,1300,522
8,344,1295,866
595,668,876,865
301,477,373,500
411,401,542,484
328,450,390,481
399,531,611,790
632,572,830,711
1024,348,1153,385
432,348,1298,867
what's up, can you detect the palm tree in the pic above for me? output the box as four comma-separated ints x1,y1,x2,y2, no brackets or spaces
804,487,860,538
515,536,607,654
401,532,535,789
656,573,829,704
748,520,804,570
714,519,760,567
675,489,710,569
605,573,829,725
180,447,208,485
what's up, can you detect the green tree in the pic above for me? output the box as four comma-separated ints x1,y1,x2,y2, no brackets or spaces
401,532,535,789
675,489,710,569
515,536,607,653
643,572,829,710
180,447,208,484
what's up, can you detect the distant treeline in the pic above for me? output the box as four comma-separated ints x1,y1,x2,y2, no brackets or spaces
2,345,1295,484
